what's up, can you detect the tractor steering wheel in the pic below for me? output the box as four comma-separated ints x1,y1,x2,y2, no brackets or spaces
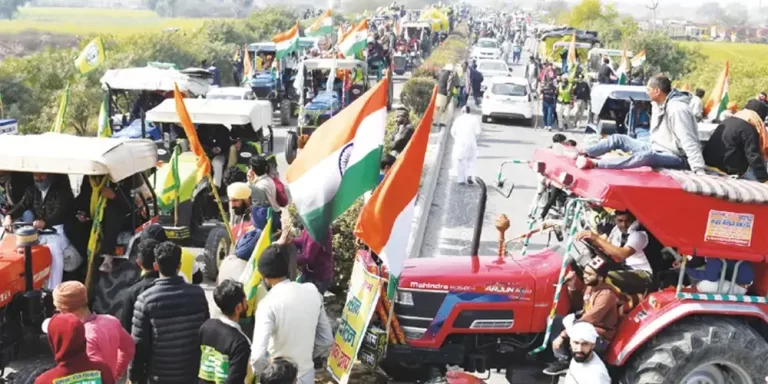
12,222,57,235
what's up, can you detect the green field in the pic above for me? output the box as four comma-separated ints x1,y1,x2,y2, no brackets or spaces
679,41,768,106
0,7,215,35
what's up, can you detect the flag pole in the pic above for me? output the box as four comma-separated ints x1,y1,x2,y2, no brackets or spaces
208,174,234,245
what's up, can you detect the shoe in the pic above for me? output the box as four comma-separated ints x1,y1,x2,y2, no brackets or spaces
543,361,569,376
576,156,596,169
99,255,114,273
467,177,474,184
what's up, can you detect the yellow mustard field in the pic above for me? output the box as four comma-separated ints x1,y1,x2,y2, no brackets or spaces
0,7,214,36
679,41,768,106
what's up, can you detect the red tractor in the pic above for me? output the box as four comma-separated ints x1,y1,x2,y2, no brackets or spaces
0,134,160,382
359,147,768,384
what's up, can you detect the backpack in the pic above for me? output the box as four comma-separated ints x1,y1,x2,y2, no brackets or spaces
271,176,289,207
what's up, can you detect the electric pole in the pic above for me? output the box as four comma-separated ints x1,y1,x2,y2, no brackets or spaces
647,0,659,30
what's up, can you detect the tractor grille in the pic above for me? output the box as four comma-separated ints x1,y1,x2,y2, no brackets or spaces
395,288,446,339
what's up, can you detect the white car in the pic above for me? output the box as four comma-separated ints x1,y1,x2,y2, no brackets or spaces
476,59,512,93
481,76,534,125
471,38,501,61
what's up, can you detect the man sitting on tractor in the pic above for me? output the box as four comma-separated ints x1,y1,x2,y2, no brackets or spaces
198,124,232,190
544,257,619,376
3,172,75,290
576,210,654,295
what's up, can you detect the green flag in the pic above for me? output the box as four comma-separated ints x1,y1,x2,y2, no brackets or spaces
97,94,111,138
51,83,70,133
158,146,181,211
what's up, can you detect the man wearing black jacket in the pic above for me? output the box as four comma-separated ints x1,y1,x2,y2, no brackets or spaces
703,99,768,182
130,241,210,384
571,75,590,129
119,239,159,332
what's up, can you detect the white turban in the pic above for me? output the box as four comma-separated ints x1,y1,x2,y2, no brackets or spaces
227,182,252,200
567,321,599,344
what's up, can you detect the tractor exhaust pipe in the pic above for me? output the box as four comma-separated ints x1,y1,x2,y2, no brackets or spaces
471,178,487,273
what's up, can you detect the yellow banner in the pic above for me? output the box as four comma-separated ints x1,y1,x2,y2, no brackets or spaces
326,260,381,383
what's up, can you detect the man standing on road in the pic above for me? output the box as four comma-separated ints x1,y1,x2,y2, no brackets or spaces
249,242,334,383
557,76,574,130
500,38,512,64
451,106,481,185
468,62,484,107
540,79,558,130
436,64,459,126
571,74,590,129
120,239,159,332
512,39,522,64
130,241,210,384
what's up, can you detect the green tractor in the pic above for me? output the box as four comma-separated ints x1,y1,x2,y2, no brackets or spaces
144,98,276,279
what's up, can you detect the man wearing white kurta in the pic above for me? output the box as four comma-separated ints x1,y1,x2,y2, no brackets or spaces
450,106,481,185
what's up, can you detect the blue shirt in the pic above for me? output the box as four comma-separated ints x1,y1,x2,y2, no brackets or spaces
686,259,754,285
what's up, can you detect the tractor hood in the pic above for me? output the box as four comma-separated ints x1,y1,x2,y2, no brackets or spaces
250,72,275,88
397,247,565,297
305,91,339,112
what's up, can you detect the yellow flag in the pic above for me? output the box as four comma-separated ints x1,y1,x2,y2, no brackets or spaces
74,37,106,75
238,211,273,317
51,83,70,133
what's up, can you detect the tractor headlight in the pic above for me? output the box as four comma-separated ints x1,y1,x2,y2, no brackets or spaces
396,291,414,306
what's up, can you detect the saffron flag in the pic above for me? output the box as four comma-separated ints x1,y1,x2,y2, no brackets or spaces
242,46,253,84
273,22,300,60
338,19,369,58
286,77,388,242
97,93,111,138
354,86,437,298
238,210,273,316
173,84,211,183
704,61,730,121
305,9,333,37
567,33,577,67
74,36,105,75
50,83,70,133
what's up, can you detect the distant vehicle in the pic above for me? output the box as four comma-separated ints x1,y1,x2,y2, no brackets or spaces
206,87,256,101
481,76,534,125
0,119,17,135
471,38,501,61
475,59,512,93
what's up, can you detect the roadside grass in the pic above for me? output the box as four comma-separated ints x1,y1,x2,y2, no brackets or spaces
679,41,768,106
0,7,214,36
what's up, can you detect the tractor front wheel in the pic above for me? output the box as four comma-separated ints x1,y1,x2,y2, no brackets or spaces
624,316,768,384
280,101,291,126
203,226,232,282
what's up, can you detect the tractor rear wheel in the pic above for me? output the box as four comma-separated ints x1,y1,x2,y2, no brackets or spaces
9,364,55,384
624,316,768,384
203,226,231,282
91,253,141,319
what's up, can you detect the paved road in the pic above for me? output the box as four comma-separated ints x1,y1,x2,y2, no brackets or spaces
417,55,583,384
0,76,410,382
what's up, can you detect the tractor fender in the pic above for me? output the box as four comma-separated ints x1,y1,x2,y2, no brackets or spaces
606,300,768,366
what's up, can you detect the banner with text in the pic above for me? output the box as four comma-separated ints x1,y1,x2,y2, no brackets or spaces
327,259,382,383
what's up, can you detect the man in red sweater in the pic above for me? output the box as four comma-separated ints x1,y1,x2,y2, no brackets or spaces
35,313,115,384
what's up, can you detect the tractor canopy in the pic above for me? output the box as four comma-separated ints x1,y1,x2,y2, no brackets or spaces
0,133,158,182
145,98,273,133
100,66,211,96
532,148,768,262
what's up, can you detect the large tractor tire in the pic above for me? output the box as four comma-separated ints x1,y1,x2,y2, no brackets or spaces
280,101,291,126
203,226,232,282
91,254,141,319
624,316,768,384
285,131,298,165
9,364,55,384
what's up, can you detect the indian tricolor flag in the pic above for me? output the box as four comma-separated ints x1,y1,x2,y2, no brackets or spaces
355,87,437,298
630,50,646,67
338,19,368,58
617,49,629,85
286,76,389,242
273,22,299,60
704,61,729,121
305,9,333,37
